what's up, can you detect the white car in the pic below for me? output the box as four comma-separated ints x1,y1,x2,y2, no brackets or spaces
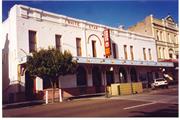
151,78,168,89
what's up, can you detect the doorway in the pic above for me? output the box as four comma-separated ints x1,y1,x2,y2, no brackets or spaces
25,71,35,100
92,66,102,93
119,67,127,83
106,71,114,86
147,72,153,88
130,67,137,82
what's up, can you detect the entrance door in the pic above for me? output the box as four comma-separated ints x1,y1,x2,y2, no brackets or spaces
106,71,114,86
92,67,102,93
25,71,35,100
147,72,153,88
130,67,137,82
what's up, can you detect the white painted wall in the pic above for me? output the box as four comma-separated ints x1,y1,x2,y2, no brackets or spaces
3,4,159,97
15,4,157,62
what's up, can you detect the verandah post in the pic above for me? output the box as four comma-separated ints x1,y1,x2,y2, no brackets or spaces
45,90,48,104
59,89,62,102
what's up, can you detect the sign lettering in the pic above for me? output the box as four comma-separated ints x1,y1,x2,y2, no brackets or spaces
65,19,80,27
103,29,111,57
88,24,98,30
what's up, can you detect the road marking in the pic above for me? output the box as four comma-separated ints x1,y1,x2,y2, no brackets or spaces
123,102,157,110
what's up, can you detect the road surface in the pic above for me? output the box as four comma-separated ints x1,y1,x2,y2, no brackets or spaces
3,85,178,117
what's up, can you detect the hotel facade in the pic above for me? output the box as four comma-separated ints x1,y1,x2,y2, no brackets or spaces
2,5,175,103
128,15,179,61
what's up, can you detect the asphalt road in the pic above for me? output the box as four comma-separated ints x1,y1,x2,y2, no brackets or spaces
3,85,178,117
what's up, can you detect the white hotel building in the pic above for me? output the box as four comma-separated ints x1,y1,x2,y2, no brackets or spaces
2,5,174,103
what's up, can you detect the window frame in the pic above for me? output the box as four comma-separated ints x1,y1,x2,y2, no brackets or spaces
55,34,62,51
124,45,128,60
92,40,97,57
29,30,37,52
76,38,82,56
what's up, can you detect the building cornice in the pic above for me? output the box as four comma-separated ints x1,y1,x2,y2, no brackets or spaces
16,4,154,40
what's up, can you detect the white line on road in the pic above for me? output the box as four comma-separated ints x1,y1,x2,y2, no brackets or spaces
123,102,157,110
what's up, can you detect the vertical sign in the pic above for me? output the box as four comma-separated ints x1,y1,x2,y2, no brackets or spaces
103,29,111,57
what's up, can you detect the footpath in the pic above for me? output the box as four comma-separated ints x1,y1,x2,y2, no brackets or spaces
3,84,178,109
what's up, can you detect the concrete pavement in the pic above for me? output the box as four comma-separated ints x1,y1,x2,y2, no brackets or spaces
3,99,178,117
78,85,179,104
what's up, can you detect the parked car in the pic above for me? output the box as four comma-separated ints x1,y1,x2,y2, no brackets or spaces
151,78,168,89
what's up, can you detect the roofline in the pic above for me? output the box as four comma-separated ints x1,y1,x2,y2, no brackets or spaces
15,4,154,39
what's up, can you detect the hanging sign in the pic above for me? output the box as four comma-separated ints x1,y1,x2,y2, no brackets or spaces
103,29,111,57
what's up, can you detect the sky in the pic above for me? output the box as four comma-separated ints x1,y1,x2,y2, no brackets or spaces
2,0,178,29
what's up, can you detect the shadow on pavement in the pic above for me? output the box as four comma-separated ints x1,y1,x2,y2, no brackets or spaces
66,93,105,101
130,104,178,117
3,101,45,109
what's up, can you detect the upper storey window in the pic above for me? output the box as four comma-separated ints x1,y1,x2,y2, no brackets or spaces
29,30,37,52
156,30,159,41
148,48,152,60
143,48,146,60
130,46,134,60
112,43,117,59
160,31,163,41
92,41,97,57
168,33,171,43
158,47,161,59
169,49,173,59
124,45,128,60
76,38,82,56
55,34,62,51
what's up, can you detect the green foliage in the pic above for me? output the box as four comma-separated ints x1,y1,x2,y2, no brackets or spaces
26,48,77,83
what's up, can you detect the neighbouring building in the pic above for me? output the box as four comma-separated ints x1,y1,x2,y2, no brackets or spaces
128,14,179,82
2,5,174,103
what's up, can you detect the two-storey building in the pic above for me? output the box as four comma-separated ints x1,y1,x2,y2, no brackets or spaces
2,5,174,103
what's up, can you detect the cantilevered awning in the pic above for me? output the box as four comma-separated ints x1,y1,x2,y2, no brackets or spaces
18,56,174,67
74,57,174,67
159,59,178,63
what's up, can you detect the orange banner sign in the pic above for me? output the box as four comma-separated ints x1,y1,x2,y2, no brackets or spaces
103,29,111,57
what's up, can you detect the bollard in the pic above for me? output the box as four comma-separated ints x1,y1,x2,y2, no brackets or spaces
45,90,48,104
59,89,62,102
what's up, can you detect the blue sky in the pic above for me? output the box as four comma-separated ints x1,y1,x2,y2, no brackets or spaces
2,0,178,28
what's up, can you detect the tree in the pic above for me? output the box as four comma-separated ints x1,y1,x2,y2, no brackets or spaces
26,47,77,102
